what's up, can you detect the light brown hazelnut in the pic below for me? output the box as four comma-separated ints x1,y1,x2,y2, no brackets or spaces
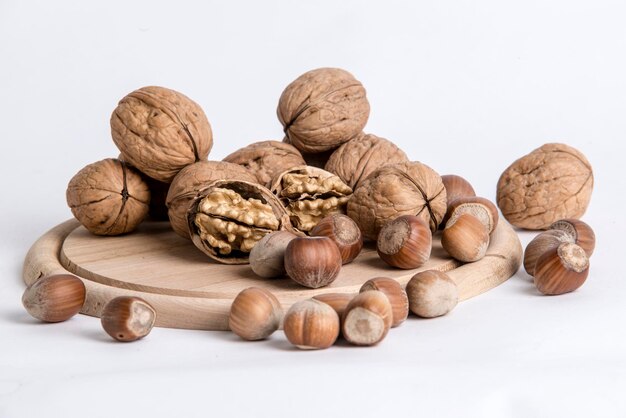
22,274,86,323
406,270,458,318
310,214,363,264
311,293,354,319
440,174,476,228
228,287,282,340
101,296,156,342
342,290,393,346
549,219,595,256
524,230,574,276
360,277,409,327
445,196,499,234
441,213,490,262
284,237,342,288
249,231,298,278
283,299,340,349
534,242,590,295
377,215,432,269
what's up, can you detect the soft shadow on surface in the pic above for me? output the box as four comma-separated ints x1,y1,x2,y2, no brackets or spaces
210,330,295,351
82,328,118,343
2,309,40,325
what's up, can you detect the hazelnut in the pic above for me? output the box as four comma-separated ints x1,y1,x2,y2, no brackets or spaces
101,296,156,342
22,274,86,323
440,175,476,228
360,277,409,327
523,230,574,276
406,270,458,318
310,214,363,264
311,293,354,319
249,231,298,278
445,196,499,234
283,299,340,349
377,215,432,269
228,287,282,340
342,290,393,346
441,213,490,262
284,237,342,288
549,219,596,257
534,242,590,295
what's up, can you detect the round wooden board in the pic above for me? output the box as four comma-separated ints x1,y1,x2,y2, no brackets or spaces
23,219,522,330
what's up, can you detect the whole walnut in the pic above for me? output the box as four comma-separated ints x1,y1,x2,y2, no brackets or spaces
325,133,408,189
277,68,370,153
223,140,305,187
166,161,257,238
497,143,594,230
111,86,213,183
347,162,447,240
66,158,150,235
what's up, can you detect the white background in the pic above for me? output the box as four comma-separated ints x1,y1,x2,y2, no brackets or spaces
1,1,625,417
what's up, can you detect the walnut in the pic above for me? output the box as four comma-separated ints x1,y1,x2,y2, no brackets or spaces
282,136,334,168
166,161,257,239
111,86,213,183
188,180,296,264
496,143,594,230
325,133,409,189
66,158,150,235
270,166,352,232
347,162,446,240
277,68,370,153
223,140,305,187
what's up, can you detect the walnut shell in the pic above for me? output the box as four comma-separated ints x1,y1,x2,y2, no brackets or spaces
166,161,257,239
111,86,213,183
282,136,334,168
66,158,150,235
187,180,297,264
223,140,305,187
496,143,593,230
347,162,446,240
325,133,409,189
270,166,353,233
277,68,370,153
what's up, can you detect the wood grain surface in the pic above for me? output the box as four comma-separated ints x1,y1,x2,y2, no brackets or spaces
23,219,522,330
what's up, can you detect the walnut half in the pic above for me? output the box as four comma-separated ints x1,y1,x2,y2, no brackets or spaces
270,166,353,232
188,180,296,264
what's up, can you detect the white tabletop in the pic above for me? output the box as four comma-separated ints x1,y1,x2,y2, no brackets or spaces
1,1,625,417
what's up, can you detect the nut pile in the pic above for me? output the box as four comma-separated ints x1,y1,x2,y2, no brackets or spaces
24,68,596,347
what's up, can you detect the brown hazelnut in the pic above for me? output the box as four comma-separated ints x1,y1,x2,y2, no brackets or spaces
283,299,340,349
101,296,156,342
342,290,393,346
310,214,363,264
445,196,499,234
523,230,574,276
166,161,257,239
360,277,409,327
223,140,306,187
441,213,490,262
284,237,342,288
534,242,590,295
249,231,298,278
66,158,150,236
311,293,354,319
440,174,476,228
228,287,282,340
347,161,447,239
406,270,458,318
549,219,595,256
277,68,370,153
111,86,213,183
22,274,86,323
377,215,432,269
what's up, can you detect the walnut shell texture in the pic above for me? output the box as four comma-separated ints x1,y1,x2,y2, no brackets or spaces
111,86,213,183
496,143,593,230
270,165,353,233
277,68,370,153
223,140,305,187
347,162,446,240
166,161,257,239
188,180,297,264
325,132,409,189
66,158,150,235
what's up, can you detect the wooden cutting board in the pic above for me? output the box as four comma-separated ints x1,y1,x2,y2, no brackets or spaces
23,219,522,330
